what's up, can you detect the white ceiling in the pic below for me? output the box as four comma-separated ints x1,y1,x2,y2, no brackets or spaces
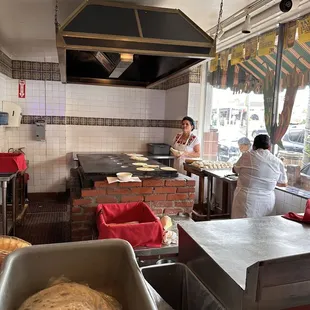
0,0,253,60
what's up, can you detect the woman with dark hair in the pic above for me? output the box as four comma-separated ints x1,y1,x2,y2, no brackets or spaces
170,116,200,174
231,134,287,218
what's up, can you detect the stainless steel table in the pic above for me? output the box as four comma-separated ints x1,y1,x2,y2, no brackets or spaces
178,216,310,309
179,216,310,289
0,173,17,235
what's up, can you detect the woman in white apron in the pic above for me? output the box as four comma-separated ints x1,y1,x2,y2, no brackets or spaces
171,117,200,202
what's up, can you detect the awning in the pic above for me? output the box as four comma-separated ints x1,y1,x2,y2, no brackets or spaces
208,41,310,93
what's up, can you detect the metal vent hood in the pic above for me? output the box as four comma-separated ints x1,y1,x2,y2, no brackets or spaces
56,0,215,88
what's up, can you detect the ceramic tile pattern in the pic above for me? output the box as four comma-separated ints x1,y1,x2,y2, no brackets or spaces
0,47,201,193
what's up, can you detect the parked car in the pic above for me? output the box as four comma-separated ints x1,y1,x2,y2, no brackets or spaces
218,140,240,162
252,125,305,153
282,127,305,153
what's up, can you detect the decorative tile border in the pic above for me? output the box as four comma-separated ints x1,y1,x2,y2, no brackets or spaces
0,48,200,88
21,115,182,128
12,60,60,81
153,66,201,90
0,50,12,78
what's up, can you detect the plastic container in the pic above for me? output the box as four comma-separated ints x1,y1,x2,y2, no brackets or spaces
97,202,163,248
148,143,171,155
142,263,224,310
0,112,8,125
0,239,156,310
0,153,27,173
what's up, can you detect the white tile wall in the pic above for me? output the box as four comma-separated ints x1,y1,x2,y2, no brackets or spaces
275,188,307,215
1,75,168,192
165,84,188,120
5,80,66,116
188,83,201,122
66,84,165,119
164,84,189,145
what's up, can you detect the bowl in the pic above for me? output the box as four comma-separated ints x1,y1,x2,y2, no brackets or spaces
116,172,133,182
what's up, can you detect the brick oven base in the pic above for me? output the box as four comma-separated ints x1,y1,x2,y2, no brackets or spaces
71,175,195,242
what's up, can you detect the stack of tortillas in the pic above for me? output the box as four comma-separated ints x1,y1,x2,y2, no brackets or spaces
0,236,31,267
18,281,122,310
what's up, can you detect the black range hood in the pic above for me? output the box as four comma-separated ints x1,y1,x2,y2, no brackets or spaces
56,0,215,88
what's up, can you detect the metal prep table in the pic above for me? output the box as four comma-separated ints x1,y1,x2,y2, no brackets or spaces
134,215,193,266
184,163,234,220
178,217,310,309
0,173,17,235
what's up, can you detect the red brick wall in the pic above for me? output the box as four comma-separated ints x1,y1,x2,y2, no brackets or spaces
71,176,195,241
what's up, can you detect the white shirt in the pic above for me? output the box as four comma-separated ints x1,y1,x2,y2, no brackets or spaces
233,149,287,192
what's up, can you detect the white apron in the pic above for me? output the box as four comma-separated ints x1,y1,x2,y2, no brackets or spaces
231,187,276,218
173,134,190,175
173,134,201,203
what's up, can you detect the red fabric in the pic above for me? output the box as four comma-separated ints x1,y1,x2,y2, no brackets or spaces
0,153,27,173
96,202,163,248
282,199,310,224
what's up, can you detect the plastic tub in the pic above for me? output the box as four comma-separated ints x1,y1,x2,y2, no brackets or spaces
0,239,156,310
0,153,27,173
147,143,171,155
142,263,224,310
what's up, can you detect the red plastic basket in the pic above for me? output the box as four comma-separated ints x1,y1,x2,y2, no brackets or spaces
0,153,27,173
96,202,163,248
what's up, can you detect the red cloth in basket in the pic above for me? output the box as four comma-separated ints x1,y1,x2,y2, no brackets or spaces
282,199,310,224
0,153,27,173
96,202,163,248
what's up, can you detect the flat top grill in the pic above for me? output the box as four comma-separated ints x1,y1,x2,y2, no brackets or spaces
77,154,178,178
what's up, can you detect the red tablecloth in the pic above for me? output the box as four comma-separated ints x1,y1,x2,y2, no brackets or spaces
96,202,163,248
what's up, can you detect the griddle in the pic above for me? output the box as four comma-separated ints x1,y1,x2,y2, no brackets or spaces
77,154,178,179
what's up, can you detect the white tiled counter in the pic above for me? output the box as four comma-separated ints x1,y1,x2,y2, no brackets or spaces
275,186,309,215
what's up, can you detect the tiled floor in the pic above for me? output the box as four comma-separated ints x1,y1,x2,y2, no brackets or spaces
15,194,71,245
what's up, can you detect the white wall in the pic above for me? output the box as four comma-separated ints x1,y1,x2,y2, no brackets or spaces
0,74,166,193
164,84,189,145
188,83,201,122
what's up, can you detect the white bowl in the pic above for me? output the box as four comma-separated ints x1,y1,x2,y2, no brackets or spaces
116,172,133,182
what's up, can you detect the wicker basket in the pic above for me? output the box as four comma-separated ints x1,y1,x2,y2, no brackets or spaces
0,236,31,267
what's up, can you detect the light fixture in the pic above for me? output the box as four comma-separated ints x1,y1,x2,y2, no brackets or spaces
242,14,251,34
109,53,134,78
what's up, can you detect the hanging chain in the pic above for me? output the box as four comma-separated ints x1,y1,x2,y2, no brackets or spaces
214,0,224,45
55,0,60,32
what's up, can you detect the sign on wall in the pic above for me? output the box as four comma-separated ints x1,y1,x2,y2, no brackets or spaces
18,80,26,99
245,37,258,60
298,14,310,43
231,44,244,65
258,31,276,56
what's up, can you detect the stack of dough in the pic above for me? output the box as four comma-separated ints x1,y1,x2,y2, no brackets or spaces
18,280,122,310
191,161,233,170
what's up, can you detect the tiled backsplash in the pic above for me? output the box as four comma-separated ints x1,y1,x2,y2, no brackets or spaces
0,46,202,193
1,71,197,193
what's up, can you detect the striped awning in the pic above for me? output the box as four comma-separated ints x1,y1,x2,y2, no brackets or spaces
239,41,310,83
208,41,310,93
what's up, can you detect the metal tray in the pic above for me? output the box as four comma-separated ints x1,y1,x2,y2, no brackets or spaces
0,239,156,310
142,263,224,310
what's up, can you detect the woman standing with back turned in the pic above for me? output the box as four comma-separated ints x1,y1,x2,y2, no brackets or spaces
232,134,287,218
